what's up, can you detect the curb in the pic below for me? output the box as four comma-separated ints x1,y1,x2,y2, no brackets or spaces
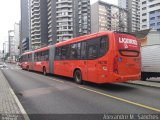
126,81,160,88
1,71,30,120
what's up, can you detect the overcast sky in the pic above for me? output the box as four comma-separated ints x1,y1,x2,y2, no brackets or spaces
0,0,118,51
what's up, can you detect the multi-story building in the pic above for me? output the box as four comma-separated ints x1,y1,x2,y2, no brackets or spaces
118,0,140,32
140,0,160,31
30,0,48,49
14,23,20,56
8,30,14,57
47,0,91,43
0,50,3,59
91,0,128,33
20,0,30,53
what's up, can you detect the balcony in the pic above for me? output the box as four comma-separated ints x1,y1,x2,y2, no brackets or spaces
56,4,72,9
56,0,72,4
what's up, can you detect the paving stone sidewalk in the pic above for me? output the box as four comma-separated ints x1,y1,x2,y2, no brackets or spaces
0,70,27,120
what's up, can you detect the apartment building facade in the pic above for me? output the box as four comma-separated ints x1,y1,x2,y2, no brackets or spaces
140,0,160,31
118,0,140,32
47,0,91,43
20,0,30,53
91,0,128,33
14,23,20,56
30,0,48,49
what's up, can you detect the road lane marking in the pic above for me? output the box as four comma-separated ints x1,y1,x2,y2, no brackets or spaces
78,86,160,113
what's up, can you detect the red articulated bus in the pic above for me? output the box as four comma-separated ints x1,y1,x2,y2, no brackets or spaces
20,31,141,84
21,51,33,70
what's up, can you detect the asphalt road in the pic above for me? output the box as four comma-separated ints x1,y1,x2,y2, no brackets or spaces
1,63,160,116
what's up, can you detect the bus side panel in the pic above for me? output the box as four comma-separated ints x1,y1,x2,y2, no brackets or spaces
49,46,55,74
32,53,34,70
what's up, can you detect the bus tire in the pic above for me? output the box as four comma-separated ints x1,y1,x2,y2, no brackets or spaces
74,70,83,84
43,67,47,76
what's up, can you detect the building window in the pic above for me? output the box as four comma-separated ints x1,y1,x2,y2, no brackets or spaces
150,23,155,27
150,17,155,20
142,25,147,28
88,45,98,60
61,45,70,60
142,13,146,16
142,7,146,10
150,11,155,14
142,1,146,4
149,0,155,2
70,43,81,60
142,19,147,22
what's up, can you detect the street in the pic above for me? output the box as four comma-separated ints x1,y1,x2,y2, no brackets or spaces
1,63,160,116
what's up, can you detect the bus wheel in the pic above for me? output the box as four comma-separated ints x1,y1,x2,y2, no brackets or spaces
43,67,47,76
74,70,83,84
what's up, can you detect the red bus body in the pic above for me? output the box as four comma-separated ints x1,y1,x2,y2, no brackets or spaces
21,51,33,70
20,31,141,84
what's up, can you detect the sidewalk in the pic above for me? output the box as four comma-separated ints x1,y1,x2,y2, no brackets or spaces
0,70,29,120
127,79,160,88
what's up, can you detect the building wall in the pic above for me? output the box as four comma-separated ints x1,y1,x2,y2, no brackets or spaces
48,0,57,44
20,0,30,53
22,38,29,52
118,0,127,9
14,23,20,56
91,2,99,33
91,1,128,33
119,0,140,32
47,0,91,43
147,31,160,45
30,0,48,49
140,0,160,31
74,0,91,37
40,0,48,46
140,31,160,46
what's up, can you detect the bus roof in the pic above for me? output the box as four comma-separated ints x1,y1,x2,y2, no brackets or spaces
56,31,113,47
22,46,51,55
22,51,33,55
34,46,51,53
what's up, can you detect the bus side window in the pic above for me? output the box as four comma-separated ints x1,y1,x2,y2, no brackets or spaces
28,54,30,61
77,43,81,59
70,43,81,60
45,50,49,61
55,47,61,60
99,36,109,57
88,45,98,59
81,42,87,60
70,44,77,60
61,46,69,60
34,53,37,62
41,52,44,61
